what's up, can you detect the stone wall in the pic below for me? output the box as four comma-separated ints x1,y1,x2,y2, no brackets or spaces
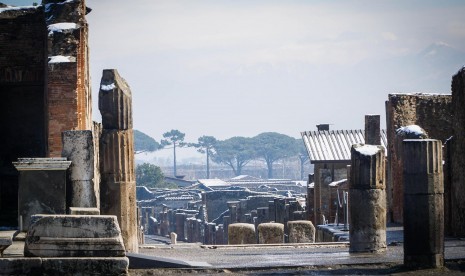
450,68,465,237
385,93,453,223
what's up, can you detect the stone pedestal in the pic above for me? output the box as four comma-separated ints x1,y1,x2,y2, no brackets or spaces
403,139,444,268
24,214,125,257
288,220,315,243
228,223,256,245
258,223,284,244
13,158,71,231
349,144,386,253
175,213,186,241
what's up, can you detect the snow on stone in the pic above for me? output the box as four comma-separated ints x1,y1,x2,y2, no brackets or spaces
0,5,38,13
396,125,425,136
355,145,381,156
48,23,78,35
101,83,116,91
44,0,75,13
48,55,76,64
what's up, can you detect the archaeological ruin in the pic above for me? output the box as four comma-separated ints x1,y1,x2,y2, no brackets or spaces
0,0,465,274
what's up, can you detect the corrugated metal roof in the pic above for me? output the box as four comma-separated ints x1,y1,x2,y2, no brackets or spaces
301,129,387,163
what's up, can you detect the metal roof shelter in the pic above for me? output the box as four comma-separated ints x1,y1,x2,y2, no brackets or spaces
301,129,387,164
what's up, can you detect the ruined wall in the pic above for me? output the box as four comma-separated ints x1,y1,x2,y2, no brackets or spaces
204,190,270,221
0,1,93,226
385,94,453,223
450,68,465,237
44,0,92,156
0,6,47,226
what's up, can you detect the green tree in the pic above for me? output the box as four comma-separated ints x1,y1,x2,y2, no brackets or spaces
296,138,310,180
254,132,298,179
212,137,255,176
190,136,217,179
136,163,164,188
134,129,160,153
161,129,186,177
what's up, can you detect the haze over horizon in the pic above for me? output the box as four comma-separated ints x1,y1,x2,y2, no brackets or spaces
4,0,465,162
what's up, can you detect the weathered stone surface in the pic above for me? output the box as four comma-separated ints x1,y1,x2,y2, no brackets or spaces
69,207,100,215
99,69,133,130
349,189,386,252
62,130,94,181
0,258,42,276
365,115,381,145
228,223,256,245
350,144,386,253
41,257,129,276
13,158,71,231
451,67,465,237
258,223,284,244
288,220,315,243
385,93,453,223
24,214,125,257
350,144,385,190
403,139,444,268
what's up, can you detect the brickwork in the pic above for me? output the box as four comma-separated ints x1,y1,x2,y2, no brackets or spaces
385,94,452,223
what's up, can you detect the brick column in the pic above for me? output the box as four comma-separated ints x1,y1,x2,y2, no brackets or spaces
99,69,137,252
403,139,444,268
349,144,386,253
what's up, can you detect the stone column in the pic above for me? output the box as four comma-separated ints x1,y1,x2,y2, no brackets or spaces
175,213,186,241
223,216,230,243
365,115,381,145
227,201,239,223
349,144,386,253
99,69,138,252
268,201,275,222
62,130,99,209
403,139,444,268
13,158,71,231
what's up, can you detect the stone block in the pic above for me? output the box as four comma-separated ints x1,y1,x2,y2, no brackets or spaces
69,207,100,215
258,223,284,244
13,158,71,231
99,69,133,130
69,180,98,208
350,144,385,190
0,258,42,276
41,257,128,276
228,223,256,245
62,130,94,181
403,139,444,195
288,220,315,243
24,215,125,257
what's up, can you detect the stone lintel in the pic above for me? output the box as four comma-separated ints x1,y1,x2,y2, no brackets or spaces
13,157,71,171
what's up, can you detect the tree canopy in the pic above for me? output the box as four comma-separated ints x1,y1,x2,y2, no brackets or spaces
254,132,299,178
136,163,166,188
134,129,160,153
212,136,256,176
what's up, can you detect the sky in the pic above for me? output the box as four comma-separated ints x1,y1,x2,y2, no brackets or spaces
4,0,465,162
